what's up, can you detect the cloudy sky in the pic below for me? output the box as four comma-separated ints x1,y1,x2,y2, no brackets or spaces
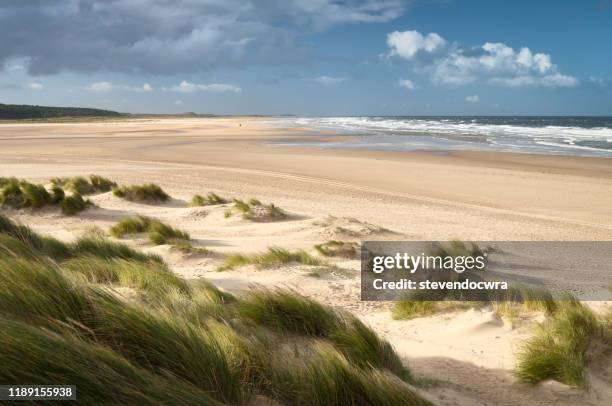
1,0,610,115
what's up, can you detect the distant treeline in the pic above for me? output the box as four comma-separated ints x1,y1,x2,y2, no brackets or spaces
0,103,122,119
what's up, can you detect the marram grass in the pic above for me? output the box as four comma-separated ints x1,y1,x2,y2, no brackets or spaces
217,246,324,271
0,213,429,405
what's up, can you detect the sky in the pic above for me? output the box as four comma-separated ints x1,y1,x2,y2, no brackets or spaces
0,0,611,116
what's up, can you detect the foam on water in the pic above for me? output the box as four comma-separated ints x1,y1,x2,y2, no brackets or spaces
267,116,612,157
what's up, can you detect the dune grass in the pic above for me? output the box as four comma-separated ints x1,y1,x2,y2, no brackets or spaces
237,289,413,382
110,216,190,245
0,318,222,405
113,183,170,203
515,297,610,387
1,178,52,209
52,175,116,195
314,240,359,258
190,192,228,206
217,247,324,271
60,193,91,215
0,213,429,405
226,198,286,221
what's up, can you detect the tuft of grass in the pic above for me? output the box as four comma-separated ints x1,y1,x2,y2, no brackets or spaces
314,240,359,258
1,179,54,210
64,256,189,299
60,193,90,215
89,175,117,193
515,297,609,387
227,198,287,222
267,343,430,406
224,208,232,218
392,300,480,320
21,182,51,209
110,216,189,245
0,318,222,405
190,193,228,206
238,289,340,336
53,175,116,195
50,184,65,204
217,247,324,271
113,183,170,203
237,289,413,382
72,236,165,264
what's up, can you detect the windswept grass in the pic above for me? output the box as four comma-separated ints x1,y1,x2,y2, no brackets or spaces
217,247,324,271
113,183,170,203
267,343,430,406
0,318,222,405
227,198,286,221
60,193,91,215
1,178,52,209
315,240,359,258
110,216,189,245
515,297,610,387
0,213,429,405
237,289,413,382
52,175,116,195
190,192,228,206
63,256,189,299
0,214,163,264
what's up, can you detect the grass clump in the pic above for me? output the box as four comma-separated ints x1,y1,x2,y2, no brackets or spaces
392,300,479,320
63,256,190,299
515,297,610,387
110,216,190,245
237,289,413,382
217,247,324,271
190,192,228,206
315,240,359,258
60,193,91,215
267,344,430,406
226,198,286,222
0,318,221,405
1,178,53,209
52,175,116,195
113,183,170,203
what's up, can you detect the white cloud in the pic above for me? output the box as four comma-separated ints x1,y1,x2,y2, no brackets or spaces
465,95,479,103
28,82,43,90
162,80,242,93
173,99,183,105
387,30,577,88
86,81,113,92
588,76,610,87
398,78,415,90
386,30,446,59
314,76,346,85
84,81,155,92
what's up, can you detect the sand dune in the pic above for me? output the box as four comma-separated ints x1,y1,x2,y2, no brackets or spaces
1,117,610,405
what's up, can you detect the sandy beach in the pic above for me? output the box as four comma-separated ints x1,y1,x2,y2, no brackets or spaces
1,117,611,405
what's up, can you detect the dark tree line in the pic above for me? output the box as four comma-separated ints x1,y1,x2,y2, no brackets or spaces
0,103,122,119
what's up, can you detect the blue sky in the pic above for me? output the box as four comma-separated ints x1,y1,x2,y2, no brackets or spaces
0,0,610,115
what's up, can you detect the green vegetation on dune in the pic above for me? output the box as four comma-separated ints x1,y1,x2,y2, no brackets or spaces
190,192,228,206
113,183,170,203
52,175,116,195
226,198,286,221
110,216,190,245
0,213,429,405
314,240,359,258
515,297,611,387
0,103,121,120
0,176,92,215
218,247,324,271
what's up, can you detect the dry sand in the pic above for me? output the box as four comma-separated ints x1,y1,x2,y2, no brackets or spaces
1,117,610,405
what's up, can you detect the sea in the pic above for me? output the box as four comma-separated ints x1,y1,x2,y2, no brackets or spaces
266,116,612,157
